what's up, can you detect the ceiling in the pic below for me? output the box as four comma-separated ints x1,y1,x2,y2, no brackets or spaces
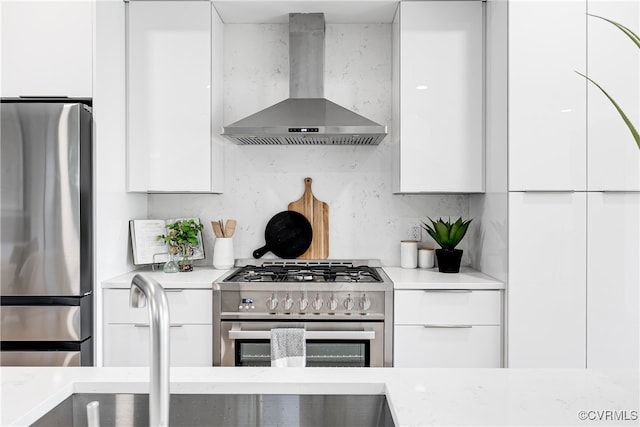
212,1,400,24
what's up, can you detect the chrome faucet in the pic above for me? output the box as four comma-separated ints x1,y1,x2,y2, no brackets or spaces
130,274,170,427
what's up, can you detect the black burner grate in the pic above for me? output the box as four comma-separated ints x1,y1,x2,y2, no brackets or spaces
224,264,383,283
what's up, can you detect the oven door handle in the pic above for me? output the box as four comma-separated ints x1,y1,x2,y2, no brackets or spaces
228,330,375,340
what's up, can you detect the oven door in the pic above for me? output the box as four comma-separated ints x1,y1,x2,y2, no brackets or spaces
219,321,384,367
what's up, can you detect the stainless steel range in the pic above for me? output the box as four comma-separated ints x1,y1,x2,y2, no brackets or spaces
213,260,393,367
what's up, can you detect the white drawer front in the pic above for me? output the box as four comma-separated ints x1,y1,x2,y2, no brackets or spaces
104,324,212,367
394,325,501,368
104,289,212,324
394,290,501,325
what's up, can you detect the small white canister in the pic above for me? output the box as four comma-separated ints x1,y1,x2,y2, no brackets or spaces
418,247,435,269
400,240,418,269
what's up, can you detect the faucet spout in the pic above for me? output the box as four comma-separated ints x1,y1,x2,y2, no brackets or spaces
130,273,170,427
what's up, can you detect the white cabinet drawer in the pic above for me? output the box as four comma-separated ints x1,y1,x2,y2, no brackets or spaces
104,289,212,324
394,290,501,325
394,325,501,368
104,324,212,367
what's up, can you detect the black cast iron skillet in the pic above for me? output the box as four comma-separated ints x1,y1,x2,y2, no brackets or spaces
253,211,313,259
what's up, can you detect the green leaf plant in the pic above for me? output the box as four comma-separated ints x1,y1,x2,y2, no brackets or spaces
421,217,472,251
576,14,640,150
157,219,204,258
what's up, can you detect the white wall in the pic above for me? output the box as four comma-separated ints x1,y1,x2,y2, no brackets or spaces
148,23,469,266
94,0,147,365
468,0,508,284
467,0,508,369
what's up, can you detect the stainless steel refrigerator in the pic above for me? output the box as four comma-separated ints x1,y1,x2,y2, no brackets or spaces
1,99,93,366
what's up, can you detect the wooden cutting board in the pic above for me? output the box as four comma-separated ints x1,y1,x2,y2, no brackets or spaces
288,177,329,259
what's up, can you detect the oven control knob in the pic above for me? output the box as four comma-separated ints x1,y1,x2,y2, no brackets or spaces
266,294,278,311
328,296,338,311
282,294,294,311
344,295,355,311
312,294,323,311
360,294,371,311
298,297,308,311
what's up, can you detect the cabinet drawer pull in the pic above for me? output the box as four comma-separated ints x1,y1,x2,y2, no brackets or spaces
422,324,473,329
163,289,184,293
423,289,472,293
521,190,576,193
134,324,184,328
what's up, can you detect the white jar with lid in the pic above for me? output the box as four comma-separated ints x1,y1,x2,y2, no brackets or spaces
400,240,418,269
418,247,435,269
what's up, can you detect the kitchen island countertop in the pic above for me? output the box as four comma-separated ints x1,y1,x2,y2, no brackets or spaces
1,367,637,426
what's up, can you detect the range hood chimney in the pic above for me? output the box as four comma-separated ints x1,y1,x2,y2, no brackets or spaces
222,13,387,145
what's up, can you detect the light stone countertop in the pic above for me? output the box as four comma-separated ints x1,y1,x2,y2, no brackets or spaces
1,367,637,426
384,266,505,290
102,266,230,289
103,266,503,290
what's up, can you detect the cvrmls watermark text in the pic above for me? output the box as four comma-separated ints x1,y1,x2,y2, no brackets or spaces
578,410,638,422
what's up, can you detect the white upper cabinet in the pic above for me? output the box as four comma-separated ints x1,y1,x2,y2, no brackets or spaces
587,1,639,191
392,1,484,193
587,192,639,368
0,1,93,97
509,1,587,191
127,1,223,193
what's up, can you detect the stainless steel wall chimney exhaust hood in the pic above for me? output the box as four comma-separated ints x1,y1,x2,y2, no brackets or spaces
222,13,388,145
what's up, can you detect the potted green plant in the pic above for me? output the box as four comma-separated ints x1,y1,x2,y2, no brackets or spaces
421,217,472,273
157,219,204,272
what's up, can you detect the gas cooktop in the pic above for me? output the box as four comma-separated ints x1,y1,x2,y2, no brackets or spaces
224,262,383,283
216,259,392,292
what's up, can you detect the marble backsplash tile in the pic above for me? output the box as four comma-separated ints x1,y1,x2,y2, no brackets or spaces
148,23,469,266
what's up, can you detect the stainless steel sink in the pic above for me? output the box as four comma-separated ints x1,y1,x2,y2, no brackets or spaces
31,393,395,427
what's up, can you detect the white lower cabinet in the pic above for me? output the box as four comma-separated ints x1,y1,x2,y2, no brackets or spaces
507,192,639,368
103,289,212,367
394,325,501,368
104,324,211,367
587,192,639,368
508,192,587,368
394,290,502,368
